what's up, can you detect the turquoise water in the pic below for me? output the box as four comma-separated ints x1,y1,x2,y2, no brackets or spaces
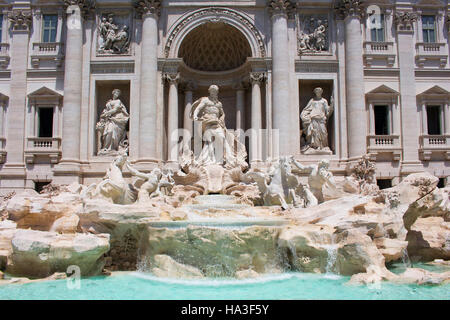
0,272,449,300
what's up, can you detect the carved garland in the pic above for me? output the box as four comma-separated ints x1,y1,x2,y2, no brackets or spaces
164,8,266,59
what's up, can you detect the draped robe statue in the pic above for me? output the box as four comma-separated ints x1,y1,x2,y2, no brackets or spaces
300,87,333,154
188,85,247,170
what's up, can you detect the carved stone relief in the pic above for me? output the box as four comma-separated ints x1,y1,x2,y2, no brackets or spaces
97,13,131,55
298,15,329,55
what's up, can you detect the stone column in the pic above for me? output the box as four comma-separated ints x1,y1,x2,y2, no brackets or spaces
135,0,161,162
394,11,422,172
422,103,428,135
60,4,84,165
250,72,264,162
392,101,400,135
183,81,195,148
233,82,246,132
444,102,450,134
165,73,180,162
369,103,375,135
4,9,32,180
335,0,367,160
269,0,292,157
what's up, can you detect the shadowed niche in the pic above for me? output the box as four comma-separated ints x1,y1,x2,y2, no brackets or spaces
178,22,252,72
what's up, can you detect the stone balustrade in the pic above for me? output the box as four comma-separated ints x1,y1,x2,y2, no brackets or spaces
367,135,402,161
419,134,450,160
415,42,448,68
24,137,62,164
31,42,64,68
363,41,396,67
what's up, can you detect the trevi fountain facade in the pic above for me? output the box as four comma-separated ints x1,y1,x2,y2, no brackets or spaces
0,0,449,298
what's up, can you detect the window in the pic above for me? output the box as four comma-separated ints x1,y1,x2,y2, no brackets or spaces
42,15,58,43
370,14,385,42
437,178,446,188
426,106,442,135
38,107,54,138
377,179,392,190
374,105,390,135
422,15,436,43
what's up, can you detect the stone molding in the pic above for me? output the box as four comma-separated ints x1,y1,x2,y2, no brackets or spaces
164,7,266,59
334,0,366,20
394,11,417,33
134,0,162,18
8,10,32,32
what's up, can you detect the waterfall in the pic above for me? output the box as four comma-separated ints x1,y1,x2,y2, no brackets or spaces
401,248,412,268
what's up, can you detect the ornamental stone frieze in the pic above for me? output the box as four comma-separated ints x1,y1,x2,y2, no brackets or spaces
334,0,365,20
394,11,417,32
133,0,162,17
8,10,32,31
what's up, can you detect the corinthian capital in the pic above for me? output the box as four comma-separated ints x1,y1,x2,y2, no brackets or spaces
164,72,180,84
134,0,162,18
334,0,365,20
8,10,32,31
394,11,417,33
250,72,266,84
64,0,96,18
268,0,294,17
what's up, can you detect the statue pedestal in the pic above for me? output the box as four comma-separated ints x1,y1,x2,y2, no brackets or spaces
301,147,333,155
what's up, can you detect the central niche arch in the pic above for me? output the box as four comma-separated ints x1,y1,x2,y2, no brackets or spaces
178,22,252,72
165,7,266,59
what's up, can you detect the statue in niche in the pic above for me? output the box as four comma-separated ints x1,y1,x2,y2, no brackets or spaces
300,87,334,155
187,84,247,170
298,17,329,55
96,89,130,156
98,14,130,54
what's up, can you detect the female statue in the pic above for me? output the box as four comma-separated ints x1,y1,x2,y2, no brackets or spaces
96,89,129,156
300,87,333,153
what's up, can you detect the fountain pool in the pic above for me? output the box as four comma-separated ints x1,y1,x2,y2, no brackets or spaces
0,268,449,300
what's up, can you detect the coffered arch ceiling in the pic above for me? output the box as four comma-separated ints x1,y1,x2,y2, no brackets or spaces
178,22,252,72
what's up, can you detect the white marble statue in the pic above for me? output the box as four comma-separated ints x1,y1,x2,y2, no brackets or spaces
98,14,130,54
126,162,175,204
290,157,336,203
300,87,333,154
188,84,247,169
96,89,130,156
247,157,318,210
83,154,136,204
